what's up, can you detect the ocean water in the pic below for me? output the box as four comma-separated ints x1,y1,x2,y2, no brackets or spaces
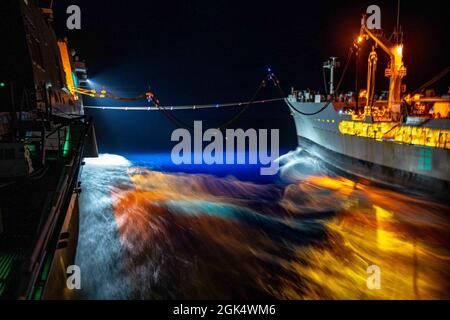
76,150,450,300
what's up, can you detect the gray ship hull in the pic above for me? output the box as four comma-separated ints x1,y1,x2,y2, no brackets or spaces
286,98,450,196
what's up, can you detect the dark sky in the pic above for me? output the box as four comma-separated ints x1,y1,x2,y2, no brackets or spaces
53,0,449,106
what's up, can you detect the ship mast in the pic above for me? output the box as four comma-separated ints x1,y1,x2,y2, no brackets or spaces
323,57,340,95
393,0,403,45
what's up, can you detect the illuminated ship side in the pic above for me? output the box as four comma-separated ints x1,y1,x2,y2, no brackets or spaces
286,16,450,197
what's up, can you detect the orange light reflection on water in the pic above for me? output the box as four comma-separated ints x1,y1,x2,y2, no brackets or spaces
285,176,450,299
111,170,450,299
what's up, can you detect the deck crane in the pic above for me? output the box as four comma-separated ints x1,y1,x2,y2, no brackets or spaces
357,15,407,120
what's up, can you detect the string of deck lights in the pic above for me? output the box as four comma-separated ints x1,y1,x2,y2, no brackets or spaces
68,86,109,98
83,98,284,111
77,69,286,112
75,70,287,129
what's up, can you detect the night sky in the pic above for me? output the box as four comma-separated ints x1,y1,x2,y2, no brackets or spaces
53,0,449,104
50,0,449,153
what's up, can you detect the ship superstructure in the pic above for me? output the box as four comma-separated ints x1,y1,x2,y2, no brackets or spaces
286,12,449,197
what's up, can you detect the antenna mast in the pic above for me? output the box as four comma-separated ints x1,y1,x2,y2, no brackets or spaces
323,57,340,95
394,0,403,44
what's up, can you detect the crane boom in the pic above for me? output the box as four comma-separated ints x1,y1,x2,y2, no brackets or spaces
359,24,407,120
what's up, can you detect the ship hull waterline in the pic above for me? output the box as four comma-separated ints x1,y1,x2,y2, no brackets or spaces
286,99,450,199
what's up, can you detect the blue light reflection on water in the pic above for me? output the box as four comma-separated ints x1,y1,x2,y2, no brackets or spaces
123,151,292,183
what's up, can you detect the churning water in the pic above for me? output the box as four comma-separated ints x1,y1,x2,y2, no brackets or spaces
76,150,450,299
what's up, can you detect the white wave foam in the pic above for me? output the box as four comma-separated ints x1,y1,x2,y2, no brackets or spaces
84,154,131,167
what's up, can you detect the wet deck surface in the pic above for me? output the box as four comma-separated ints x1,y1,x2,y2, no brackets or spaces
76,151,450,299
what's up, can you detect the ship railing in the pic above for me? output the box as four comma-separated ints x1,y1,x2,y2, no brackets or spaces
24,118,93,299
289,90,329,103
290,89,364,105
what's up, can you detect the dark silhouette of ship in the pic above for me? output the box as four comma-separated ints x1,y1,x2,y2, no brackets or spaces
0,0,97,299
